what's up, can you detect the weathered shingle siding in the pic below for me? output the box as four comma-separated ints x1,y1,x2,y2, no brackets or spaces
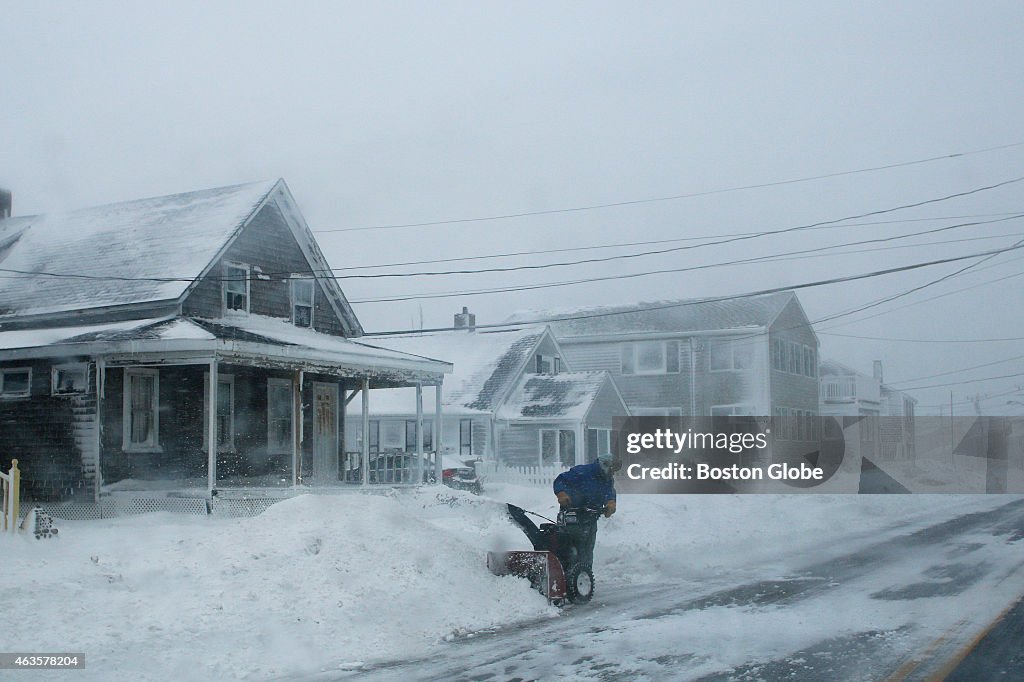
181,201,349,336
562,340,689,414
496,422,544,467
0,359,85,501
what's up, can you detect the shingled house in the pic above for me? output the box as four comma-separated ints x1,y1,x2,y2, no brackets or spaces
347,319,629,468
0,180,450,508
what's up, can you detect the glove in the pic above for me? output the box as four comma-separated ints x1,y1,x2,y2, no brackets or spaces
604,500,616,517
556,491,571,508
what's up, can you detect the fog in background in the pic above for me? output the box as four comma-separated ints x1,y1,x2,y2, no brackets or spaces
3,1,1023,414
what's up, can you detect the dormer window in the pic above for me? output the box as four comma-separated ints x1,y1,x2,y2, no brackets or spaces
223,262,250,313
535,354,560,375
291,276,314,328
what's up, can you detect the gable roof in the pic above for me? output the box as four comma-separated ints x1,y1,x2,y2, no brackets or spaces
497,371,613,421
0,179,364,335
362,326,549,415
506,291,798,338
0,180,277,318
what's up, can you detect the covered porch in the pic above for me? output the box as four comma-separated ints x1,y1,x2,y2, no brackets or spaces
0,315,451,509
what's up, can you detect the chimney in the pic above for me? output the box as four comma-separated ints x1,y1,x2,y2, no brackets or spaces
873,360,883,383
0,189,10,219
453,306,476,331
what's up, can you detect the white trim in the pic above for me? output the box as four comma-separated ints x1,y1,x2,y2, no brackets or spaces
538,427,576,467
267,377,294,455
122,368,160,452
51,362,89,396
222,261,251,315
203,372,236,452
0,366,32,399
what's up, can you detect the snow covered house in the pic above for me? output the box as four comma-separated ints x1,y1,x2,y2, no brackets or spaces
821,360,915,460
510,292,820,420
0,180,451,507
346,317,629,468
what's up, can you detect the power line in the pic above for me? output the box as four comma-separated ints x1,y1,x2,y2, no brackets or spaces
333,214,1024,280
349,235,1024,304
819,332,1024,343
330,211,1024,272
360,243,1024,335
886,353,1024,386
894,370,1024,392
314,140,1024,233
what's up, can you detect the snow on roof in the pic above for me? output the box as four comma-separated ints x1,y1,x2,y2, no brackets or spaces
497,371,610,421
0,313,449,376
365,327,547,414
505,291,797,337
204,314,453,369
0,180,278,318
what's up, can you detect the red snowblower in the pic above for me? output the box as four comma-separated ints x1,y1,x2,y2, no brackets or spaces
488,504,604,605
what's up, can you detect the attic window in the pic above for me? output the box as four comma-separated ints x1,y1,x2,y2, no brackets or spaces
291,276,314,328
535,354,560,375
223,262,250,313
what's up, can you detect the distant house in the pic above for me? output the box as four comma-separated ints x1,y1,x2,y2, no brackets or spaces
819,359,916,460
511,292,820,421
0,180,450,506
348,315,629,469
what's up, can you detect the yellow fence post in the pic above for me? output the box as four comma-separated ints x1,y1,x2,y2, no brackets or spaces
11,459,19,534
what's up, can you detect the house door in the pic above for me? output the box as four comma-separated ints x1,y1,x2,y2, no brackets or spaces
311,383,339,485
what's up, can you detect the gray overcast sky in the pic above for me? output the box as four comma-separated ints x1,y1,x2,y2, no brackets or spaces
3,1,1024,412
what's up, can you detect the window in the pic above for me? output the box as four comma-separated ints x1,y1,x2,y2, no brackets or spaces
620,340,680,375
586,428,612,463
0,367,31,398
535,354,560,375
540,429,576,466
405,420,433,451
52,363,88,396
772,339,817,377
368,420,380,454
203,373,235,452
123,369,159,451
773,406,818,441
291,276,314,328
223,262,249,313
267,378,293,454
710,339,754,371
711,404,755,416
459,419,473,456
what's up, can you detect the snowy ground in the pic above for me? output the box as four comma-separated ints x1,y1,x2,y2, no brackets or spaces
2,487,1021,680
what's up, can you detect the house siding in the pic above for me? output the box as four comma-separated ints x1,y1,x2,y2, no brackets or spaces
583,381,629,431
181,201,348,336
0,359,85,501
562,340,689,414
496,421,575,468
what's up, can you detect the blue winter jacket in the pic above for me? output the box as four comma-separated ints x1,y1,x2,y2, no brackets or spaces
553,461,616,509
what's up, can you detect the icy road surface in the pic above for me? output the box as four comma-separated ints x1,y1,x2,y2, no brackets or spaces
303,498,1024,682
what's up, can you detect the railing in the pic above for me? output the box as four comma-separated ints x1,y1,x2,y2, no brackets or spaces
341,450,441,484
1,459,20,534
475,461,569,487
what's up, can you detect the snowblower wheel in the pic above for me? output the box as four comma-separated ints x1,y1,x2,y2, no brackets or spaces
566,567,594,604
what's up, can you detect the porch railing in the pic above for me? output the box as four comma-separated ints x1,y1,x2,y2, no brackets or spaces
1,459,20,534
341,450,441,484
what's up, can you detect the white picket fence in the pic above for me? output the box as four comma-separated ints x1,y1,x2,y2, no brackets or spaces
475,461,568,487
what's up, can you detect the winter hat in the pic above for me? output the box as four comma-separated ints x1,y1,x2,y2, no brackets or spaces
597,451,615,474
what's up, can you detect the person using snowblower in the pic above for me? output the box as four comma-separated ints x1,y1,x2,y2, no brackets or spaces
552,451,617,574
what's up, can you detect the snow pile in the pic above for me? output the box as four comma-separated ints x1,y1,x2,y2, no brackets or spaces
1,490,554,680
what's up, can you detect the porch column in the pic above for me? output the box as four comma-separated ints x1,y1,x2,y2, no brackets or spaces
576,423,585,466
207,358,218,496
361,377,370,486
94,357,105,504
434,383,443,483
292,370,302,487
415,383,424,484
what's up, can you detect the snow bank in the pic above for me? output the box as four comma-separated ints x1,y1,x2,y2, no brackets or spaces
1,490,554,680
